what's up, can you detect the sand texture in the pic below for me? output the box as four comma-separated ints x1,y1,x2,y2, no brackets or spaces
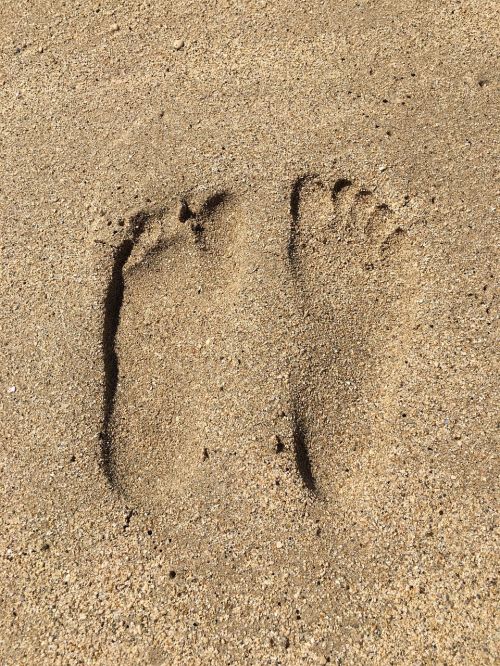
1,1,499,664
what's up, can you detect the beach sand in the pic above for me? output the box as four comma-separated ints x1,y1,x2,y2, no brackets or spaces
1,1,498,663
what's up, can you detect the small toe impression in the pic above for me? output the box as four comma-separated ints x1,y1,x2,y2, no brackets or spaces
177,190,237,257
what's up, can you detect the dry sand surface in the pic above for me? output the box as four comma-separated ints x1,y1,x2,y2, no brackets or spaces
1,1,499,664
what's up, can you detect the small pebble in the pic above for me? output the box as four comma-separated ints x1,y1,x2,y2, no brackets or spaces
110,23,120,33
280,635,290,649
7,386,16,393
173,39,184,50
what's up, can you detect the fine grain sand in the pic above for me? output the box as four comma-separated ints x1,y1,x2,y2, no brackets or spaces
1,1,499,664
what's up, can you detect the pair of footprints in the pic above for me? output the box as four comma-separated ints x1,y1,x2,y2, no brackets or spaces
100,175,409,499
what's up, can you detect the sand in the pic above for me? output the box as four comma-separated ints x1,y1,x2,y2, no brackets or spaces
1,1,498,664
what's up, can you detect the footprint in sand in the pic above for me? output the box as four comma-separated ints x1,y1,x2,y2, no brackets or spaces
97,176,417,506
99,189,243,508
287,175,417,496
